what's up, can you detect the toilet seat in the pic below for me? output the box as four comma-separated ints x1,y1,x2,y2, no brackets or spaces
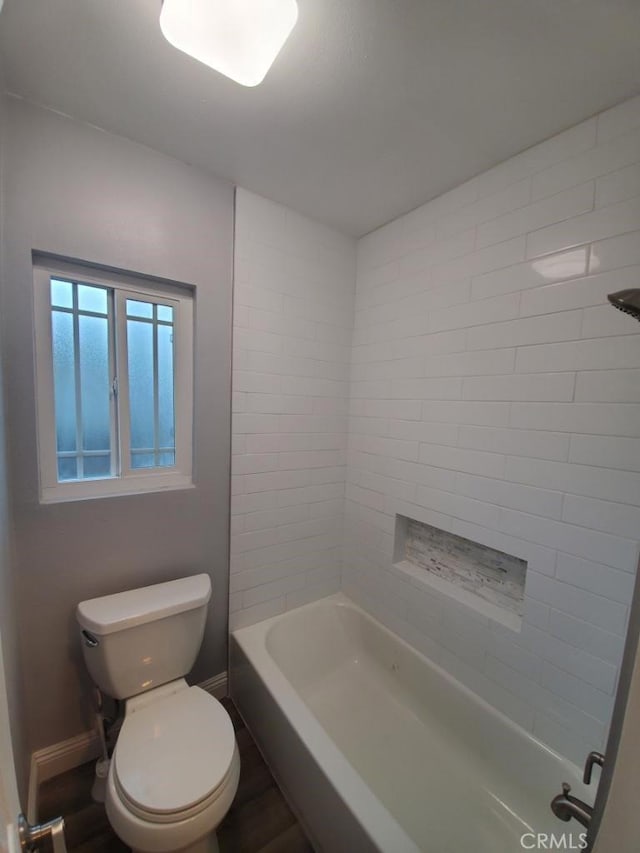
113,686,237,824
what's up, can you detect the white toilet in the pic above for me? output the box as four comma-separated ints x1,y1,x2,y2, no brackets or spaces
76,574,240,853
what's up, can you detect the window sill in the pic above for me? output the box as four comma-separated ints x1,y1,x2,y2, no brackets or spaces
40,473,194,504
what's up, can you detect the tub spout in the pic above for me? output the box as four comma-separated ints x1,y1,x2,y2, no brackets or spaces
551,783,593,829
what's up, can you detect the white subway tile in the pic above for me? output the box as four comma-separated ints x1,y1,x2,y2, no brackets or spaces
391,377,463,400
423,348,515,376
531,126,640,201
229,597,285,631
440,649,534,731
388,420,459,446
418,444,505,478
278,450,343,470
590,230,640,273
242,574,306,609
242,503,309,532
510,402,640,436
234,283,284,312
499,506,638,571
569,435,640,472
233,453,279,475
596,162,640,208
582,306,640,339
233,327,282,354
429,292,520,333
547,608,626,667
277,517,337,543
400,229,476,276
520,265,640,317
471,247,589,300
555,551,636,601
462,373,575,402
415,485,502,530
456,472,564,519
231,527,280,554
437,178,531,241
248,307,316,340
457,425,570,461
562,494,640,540
516,336,640,373
477,183,594,248
345,484,386,512
532,713,602,767
471,119,597,199
575,368,640,403
311,465,347,485
526,196,640,260
245,394,313,415
233,413,281,434
485,634,542,681
540,662,614,724
525,572,629,635
466,311,583,350
423,400,511,427
506,456,640,512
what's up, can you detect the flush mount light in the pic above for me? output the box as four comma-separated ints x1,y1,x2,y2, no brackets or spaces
159,0,299,87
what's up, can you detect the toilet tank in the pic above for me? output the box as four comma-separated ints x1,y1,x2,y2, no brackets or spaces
76,574,211,700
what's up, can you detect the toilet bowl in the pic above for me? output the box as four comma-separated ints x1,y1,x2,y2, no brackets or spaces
106,682,240,853
77,575,239,853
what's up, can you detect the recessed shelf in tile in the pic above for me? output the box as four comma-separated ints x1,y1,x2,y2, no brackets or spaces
393,515,526,631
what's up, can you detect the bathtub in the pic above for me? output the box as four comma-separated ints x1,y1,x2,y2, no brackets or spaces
230,593,591,852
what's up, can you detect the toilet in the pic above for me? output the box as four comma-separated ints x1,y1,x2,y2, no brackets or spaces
76,574,240,853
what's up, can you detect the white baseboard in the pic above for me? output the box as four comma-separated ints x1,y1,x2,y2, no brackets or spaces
198,670,228,699
27,670,228,822
28,728,102,822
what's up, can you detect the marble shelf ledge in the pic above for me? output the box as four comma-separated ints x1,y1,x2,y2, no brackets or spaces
393,559,522,632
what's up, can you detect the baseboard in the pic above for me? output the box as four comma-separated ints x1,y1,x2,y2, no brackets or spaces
198,670,228,699
27,728,102,822
27,670,228,822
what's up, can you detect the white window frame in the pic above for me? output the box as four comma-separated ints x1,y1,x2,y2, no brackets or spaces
33,258,194,503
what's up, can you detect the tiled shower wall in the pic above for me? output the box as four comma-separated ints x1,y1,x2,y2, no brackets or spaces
230,189,356,629
344,95,640,765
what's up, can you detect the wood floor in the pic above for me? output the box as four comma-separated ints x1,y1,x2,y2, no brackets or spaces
38,698,313,853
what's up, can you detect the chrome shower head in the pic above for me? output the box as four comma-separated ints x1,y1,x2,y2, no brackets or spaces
607,289,640,321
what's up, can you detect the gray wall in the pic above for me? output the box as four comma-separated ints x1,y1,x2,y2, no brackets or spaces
0,81,28,798
1,96,234,752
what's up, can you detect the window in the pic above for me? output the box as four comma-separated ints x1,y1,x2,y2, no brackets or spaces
33,259,194,502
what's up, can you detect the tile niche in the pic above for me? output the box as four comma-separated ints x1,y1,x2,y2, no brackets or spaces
393,516,526,631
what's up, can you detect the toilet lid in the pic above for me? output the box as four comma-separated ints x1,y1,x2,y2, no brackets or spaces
114,687,236,819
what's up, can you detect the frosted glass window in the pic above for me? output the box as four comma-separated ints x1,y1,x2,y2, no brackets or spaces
51,279,73,309
126,300,153,319
126,299,176,470
35,262,192,502
78,284,108,315
50,281,113,481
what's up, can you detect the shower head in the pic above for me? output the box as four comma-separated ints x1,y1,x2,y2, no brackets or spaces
607,289,640,321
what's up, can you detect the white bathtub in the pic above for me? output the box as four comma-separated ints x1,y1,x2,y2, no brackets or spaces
230,593,591,852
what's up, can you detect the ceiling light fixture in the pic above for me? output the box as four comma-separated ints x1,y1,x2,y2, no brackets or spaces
159,0,299,87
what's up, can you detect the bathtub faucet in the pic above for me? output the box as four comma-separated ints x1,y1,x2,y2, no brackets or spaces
551,751,604,829
550,783,592,829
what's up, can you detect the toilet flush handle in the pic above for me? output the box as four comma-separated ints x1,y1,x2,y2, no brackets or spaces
81,629,99,648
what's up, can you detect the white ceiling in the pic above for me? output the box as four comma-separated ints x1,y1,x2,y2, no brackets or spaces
1,0,640,236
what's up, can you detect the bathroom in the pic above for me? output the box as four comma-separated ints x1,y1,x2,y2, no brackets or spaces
0,1,639,851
